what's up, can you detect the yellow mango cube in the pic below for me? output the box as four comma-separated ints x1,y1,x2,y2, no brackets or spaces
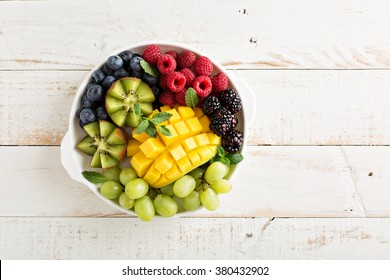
154,175,171,188
130,152,154,177
177,106,195,120
148,109,160,119
139,137,165,159
143,166,161,185
166,164,182,181
177,156,192,173
173,120,190,140
169,144,186,161
132,129,150,143
187,150,201,166
127,139,141,157
207,133,221,145
199,116,211,133
194,133,209,147
194,107,204,118
181,137,197,152
160,105,171,112
155,152,174,174
166,109,181,124
157,124,179,146
197,146,214,162
185,117,203,136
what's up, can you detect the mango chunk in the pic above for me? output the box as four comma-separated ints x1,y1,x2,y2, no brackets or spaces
131,152,154,177
199,116,211,133
139,137,165,158
157,124,179,146
154,152,174,174
173,120,190,140
160,105,171,112
166,109,181,124
132,129,150,143
127,139,141,157
194,107,204,118
143,166,161,185
194,133,209,147
177,156,192,173
169,144,186,161
185,117,203,136
207,133,221,145
197,146,214,162
166,164,182,181
181,137,197,152
177,106,195,119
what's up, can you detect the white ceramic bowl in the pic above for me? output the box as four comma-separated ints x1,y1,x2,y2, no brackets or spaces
61,41,256,217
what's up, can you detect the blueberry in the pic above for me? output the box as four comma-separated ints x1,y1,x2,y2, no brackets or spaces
151,86,161,99
86,84,104,102
102,75,116,89
119,50,134,64
107,55,123,70
130,55,143,72
102,63,114,76
91,69,105,84
96,106,109,120
113,68,129,79
86,82,96,91
79,108,96,124
76,108,81,118
142,72,158,86
129,69,143,79
81,94,95,108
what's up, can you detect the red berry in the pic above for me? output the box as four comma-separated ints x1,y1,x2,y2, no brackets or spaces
165,51,178,60
177,51,196,69
159,74,168,89
179,68,196,87
157,54,177,75
159,91,175,107
142,44,162,66
211,72,229,94
194,56,213,76
167,71,186,93
175,88,187,106
192,76,212,98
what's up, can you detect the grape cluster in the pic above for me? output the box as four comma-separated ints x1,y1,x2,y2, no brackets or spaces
98,161,231,221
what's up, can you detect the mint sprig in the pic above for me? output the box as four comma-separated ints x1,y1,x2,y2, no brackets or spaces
185,87,199,108
82,171,107,184
140,60,159,77
210,146,244,165
135,112,172,137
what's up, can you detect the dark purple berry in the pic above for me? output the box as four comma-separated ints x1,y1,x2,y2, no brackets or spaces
222,130,243,154
79,108,96,124
86,84,104,102
202,96,221,116
219,88,242,114
107,55,124,70
102,75,116,89
91,69,105,84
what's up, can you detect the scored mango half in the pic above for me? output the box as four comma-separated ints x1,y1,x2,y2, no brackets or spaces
127,106,221,188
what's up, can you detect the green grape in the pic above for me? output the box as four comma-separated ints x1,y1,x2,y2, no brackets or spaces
195,179,202,187
189,167,205,179
200,188,220,211
134,196,155,221
119,192,135,209
103,166,121,182
204,162,229,184
173,175,196,198
119,167,138,186
100,180,123,199
183,191,201,211
154,194,178,218
210,179,232,194
125,178,149,199
160,183,174,196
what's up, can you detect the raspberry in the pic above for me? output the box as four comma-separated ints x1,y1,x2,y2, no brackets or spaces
167,71,186,93
165,51,178,60
180,68,196,87
194,56,213,76
159,91,175,107
175,88,187,106
142,44,162,66
157,54,177,75
211,73,229,94
159,74,168,89
192,76,212,98
177,50,196,69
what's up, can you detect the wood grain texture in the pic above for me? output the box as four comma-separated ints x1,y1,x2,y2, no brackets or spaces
1,70,390,145
1,217,389,259
0,0,390,70
2,146,390,218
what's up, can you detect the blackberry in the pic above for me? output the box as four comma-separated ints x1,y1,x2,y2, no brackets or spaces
201,96,221,116
209,108,233,136
222,130,243,154
219,88,242,114
231,114,238,129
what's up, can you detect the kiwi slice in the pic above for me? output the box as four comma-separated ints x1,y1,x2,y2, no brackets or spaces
105,77,155,127
76,120,127,169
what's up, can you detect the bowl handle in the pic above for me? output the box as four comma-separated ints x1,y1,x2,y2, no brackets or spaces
60,131,84,183
233,76,256,125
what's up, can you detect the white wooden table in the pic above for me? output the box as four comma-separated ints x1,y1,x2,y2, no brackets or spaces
1,0,390,259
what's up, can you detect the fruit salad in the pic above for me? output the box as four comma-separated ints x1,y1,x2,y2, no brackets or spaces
76,44,244,221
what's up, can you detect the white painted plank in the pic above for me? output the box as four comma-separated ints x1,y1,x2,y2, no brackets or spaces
1,217,389,259
3,146,390,218
1,0,390,69
2,70,390,145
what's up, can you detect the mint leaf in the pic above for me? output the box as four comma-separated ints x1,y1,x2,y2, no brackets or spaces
158,125,172,136
133,103,141,117
185,87,199,108
140,60,159,77
218,157,230,166
135,119,149,134
145,125,157,138
82,171,107,184
217,146,226,157
152,112,172,124
226,153,244,164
